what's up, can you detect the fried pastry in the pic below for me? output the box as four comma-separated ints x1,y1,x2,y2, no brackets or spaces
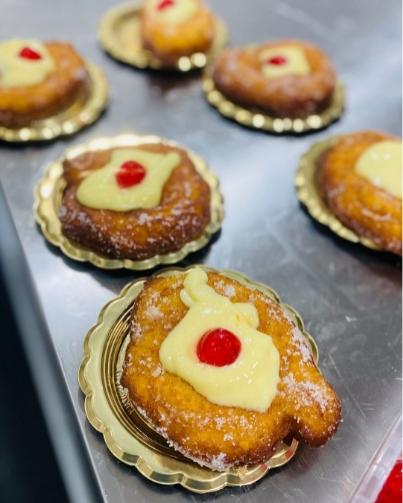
0,39,88,128
212,39,336,118
140,0,215,65
59,143,212,260
318,131,402,255
121,268,341,470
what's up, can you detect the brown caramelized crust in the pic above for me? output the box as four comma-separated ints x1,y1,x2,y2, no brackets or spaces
59,144,211,260
318,131,402,255
0,42,88,128
121,272,341,470
140,0,215,65
212,40,336,118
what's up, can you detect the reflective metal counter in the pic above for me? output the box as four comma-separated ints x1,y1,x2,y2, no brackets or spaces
1,0,401,501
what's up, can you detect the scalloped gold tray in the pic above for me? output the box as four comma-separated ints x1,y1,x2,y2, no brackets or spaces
34,133,224,270
0,62,108,143
98,2,228,72
203,72,345,134
79,265,319,493
295,136,379,250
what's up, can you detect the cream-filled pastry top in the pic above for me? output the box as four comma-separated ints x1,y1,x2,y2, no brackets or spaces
0,39,55,87
144,0,198,23
76,148,180,211
260,45,310,78
159,269,280,412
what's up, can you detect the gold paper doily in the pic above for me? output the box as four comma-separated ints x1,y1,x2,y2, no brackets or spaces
98,2,228,71
203,73,345,134
0,63,108,142
79,265,319,493
34,133,224,270
295,136,379,250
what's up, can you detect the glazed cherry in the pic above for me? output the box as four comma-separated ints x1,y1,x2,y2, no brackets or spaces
197,328,241,367
115,161,146,188
19,47,42,60
157,0,175,10
267,55,287,66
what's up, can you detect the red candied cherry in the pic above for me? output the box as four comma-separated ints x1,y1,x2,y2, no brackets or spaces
197,328,241,367
19,47,42,60
157,0,175,10
115,161,146,188
267,55,287,66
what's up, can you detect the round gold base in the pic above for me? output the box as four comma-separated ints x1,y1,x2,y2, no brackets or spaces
295,136,379,250
98,2,228,72
34,133,224,270
0,62,108,142
79,265,319,493
203,74,345,134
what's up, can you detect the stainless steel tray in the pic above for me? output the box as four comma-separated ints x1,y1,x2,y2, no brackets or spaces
0,0,401,502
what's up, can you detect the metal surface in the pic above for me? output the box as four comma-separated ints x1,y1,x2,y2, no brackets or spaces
0,187,103,503
0,0,401,502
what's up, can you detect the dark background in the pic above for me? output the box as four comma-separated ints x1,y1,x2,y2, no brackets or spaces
0,289,68,503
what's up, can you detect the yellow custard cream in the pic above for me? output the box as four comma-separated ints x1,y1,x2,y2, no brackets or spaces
355,141,402,199
159,269,280,412
147,0,198,23
0,39,54,87
76,148,180,211
260,46,310,78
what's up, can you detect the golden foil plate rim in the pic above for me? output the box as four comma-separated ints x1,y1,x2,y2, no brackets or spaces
0,62,108,143
202,71,345,134
78,264,320,493
33,133,224,270
98,2,228,72
295,136,379,250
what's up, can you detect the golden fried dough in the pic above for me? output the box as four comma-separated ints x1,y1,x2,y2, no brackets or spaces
212,39,336,118
318,131,402,255
140,0,215,65
59,144,211,260
121,271,341,470
0,42,88,128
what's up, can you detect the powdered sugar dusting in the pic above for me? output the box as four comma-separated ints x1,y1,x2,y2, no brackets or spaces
290,325,312,363
134,402,233,471
210,453,227,471
215,417,226,429
131,320,143,341
145,305,163,319
281,373,329,413
138,212,150,224
151,365,164,378
224,285,235,297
